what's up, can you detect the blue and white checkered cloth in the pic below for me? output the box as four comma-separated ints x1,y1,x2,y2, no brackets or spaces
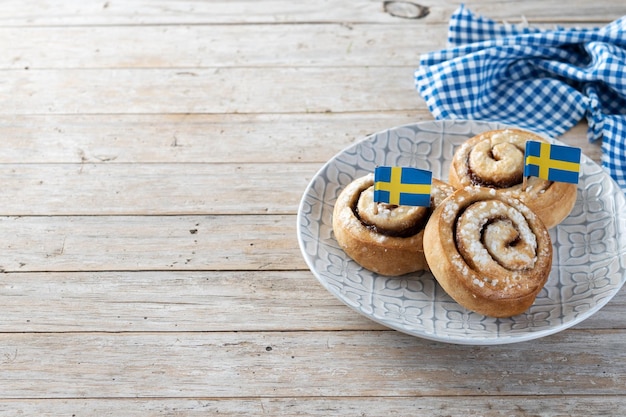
415,5,626,192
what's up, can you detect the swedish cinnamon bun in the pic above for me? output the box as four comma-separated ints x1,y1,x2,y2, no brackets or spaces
424,187,553,317
332,174,454,276
449,128,577,228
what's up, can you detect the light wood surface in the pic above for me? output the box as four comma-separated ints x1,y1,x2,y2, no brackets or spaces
1,1,624,415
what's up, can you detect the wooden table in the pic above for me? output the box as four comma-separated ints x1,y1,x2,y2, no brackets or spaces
1,1,624,415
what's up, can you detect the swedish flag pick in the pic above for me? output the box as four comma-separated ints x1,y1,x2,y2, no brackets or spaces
524,141,581,184
373,166,432,207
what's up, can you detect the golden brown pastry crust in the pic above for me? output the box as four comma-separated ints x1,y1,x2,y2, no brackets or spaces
449,128,577,229
332,174,454,276
424,186,553,318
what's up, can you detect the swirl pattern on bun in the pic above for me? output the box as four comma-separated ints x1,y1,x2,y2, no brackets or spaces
424,186,553,317
332,174,454,276
448,128,577,229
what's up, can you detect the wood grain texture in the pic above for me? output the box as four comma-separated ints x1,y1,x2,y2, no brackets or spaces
0,24,445,69
0,0,620,25
0,113,420,163
0,215,303,272
0,330,624,398
0,397,624,417
0,271,385,333
0,163,314,215
0,67,419,115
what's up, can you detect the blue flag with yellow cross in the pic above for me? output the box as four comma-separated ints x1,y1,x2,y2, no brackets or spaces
524,141,581,184
373,166,432,207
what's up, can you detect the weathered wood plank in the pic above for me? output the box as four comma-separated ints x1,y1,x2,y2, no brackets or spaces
1,24,446,69
0,396,624,416
0,0,620,26
0,114,601,165
451,1,623,23
0,270,622,333
0,271,384,332
0,330,624,398
0,67,419,115
0,112,424,164
0,163,315,215
0,215,304,272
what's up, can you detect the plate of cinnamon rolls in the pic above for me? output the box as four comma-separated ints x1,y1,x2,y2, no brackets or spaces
297,120,626,344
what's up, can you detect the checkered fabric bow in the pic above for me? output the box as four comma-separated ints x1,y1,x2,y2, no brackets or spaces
415,5,626,192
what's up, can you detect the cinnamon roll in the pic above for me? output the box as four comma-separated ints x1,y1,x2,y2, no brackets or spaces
449,128,577,229
424,187,553,318
332,174,455,276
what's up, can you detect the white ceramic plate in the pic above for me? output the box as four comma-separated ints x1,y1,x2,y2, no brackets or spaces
297,120,626,345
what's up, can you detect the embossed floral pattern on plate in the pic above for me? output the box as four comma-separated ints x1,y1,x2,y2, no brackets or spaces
297,120,626,345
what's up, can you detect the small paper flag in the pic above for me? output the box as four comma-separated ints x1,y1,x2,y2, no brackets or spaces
524,141,581,184
373,166,432,207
